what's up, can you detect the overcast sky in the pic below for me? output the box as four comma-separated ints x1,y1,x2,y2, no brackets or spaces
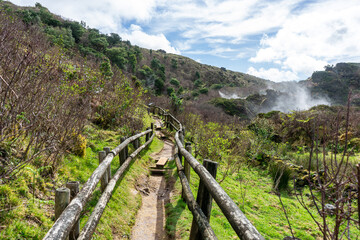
9,0,360,82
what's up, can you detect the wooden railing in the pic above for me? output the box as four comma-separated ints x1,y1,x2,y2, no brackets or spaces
43,127,154,240
151,106,264,240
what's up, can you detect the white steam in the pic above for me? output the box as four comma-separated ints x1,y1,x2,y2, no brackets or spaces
218,82,331,113
263,83,330,113
219,91,242,99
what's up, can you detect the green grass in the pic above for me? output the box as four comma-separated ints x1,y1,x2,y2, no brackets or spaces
0,119,164,240
166,160,360,239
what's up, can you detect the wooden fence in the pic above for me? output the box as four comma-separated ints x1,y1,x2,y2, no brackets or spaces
43,127,154,240
151,106,264,240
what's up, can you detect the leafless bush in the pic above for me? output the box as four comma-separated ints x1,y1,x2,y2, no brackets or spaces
0,13,101,180
293,98,359,239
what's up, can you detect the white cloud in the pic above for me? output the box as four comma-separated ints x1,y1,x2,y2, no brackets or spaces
10,0,158,32
122,25,180,54
8,0,360,82
250,0,360,80
247,67,299,82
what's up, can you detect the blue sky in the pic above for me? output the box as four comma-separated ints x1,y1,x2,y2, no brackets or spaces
9,0,360,82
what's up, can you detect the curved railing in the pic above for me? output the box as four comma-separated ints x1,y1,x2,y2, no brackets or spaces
151,105,264,240
43,127,154,240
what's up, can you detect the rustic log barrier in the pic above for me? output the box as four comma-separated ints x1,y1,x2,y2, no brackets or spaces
43,128,153,240
77,133,155,240
174,152,218,240
190,159,218,240
151,105,264,240
65,181,80,240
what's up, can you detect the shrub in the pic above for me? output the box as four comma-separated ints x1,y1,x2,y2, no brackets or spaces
170,78,180,87
268,160,292,191
167,87,174,96
210,84,224,90
171,58,178,69
194,79,203,88
192,91,199,97
199,88,208,94
71,133,87,158
177,86,184,95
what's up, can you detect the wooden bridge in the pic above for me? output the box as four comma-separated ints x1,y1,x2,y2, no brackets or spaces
43,106,264,240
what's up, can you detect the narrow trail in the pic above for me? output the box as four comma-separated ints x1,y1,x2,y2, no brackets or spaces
130,118,175,240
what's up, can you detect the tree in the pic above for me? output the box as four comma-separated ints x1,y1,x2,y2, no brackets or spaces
167,87,174,96
106,47,128,69
128,53,137,72
64,21,85,43
170,77,180,87
100,58,113,79
171,58,178,69
154,78,164,95
195,71,201,80
106,33,121,47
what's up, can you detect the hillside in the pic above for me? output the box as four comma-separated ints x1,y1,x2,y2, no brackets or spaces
0,1,270,121
2,2,360,240
306,62,360,105
4,1,360,122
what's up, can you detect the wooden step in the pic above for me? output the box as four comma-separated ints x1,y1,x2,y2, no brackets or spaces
156,157,168,168
149,168,166,175
157,132,166,139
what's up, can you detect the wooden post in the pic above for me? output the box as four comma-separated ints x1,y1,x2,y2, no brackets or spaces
55,188,70,240
66,182,80,240
125,137,129,158
184,143,191,183
132,133,138,149
190,159,218,240
98,151,108,192
146,127,150,141
137,135,141,149
103,147,111,181
119,137,126,166
181,142,191,201
55,188,70,220
165,114,169,128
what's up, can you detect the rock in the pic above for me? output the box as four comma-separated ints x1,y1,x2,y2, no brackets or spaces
295,179,306,188
325,204,336,215
283,237,301,240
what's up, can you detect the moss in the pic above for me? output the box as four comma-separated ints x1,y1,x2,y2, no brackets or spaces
71,133,87,158
210,98,248,118
199,87,208,94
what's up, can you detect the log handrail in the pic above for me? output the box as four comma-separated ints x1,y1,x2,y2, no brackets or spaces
152,105,264,240
174,151,218,240
43,129,153,240
77,133,155,240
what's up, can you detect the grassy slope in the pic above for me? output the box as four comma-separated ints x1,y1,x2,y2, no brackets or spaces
166,160,360,239
0,115,164,239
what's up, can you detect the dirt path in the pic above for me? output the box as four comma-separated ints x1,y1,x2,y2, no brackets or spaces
130,118,175,240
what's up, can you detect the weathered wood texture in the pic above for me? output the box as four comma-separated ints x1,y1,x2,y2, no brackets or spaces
66,182,80,240
43,129,152,240
119,137,126,166
175,132,264,240
103,147,112,181
55,188,70,220
77,133,155,240
184,142,191,183
190,159,218,240
55,188,70,240
98,151,108,193
174,154,218,240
